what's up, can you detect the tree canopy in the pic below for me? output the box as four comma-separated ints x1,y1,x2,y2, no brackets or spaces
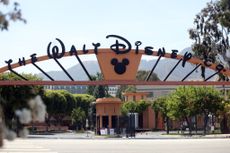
71,108,86,130
121,100,150,115
189,0,230,79
0,0,26,30
152,96,169,117
87,73,109,98
152,86,225,134
0,73,43,127
43,90,95,129
136,70,160,81
167,87,197,121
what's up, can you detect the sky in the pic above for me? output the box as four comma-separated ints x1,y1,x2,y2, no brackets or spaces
0,0,211,73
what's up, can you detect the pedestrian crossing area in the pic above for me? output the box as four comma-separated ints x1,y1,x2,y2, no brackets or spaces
0,139,58,153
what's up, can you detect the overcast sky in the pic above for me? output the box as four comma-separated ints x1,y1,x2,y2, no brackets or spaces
0,0,211,73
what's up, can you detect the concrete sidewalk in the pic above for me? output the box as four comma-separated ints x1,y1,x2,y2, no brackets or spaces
27,131,230,139
135,131,230,139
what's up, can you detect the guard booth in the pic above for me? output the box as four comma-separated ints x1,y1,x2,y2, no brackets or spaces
95,98,122,135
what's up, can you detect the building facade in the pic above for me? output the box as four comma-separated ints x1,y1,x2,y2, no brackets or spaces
136,85,230,130
108,85,119,97
136,85,230,101
123,92,164,130
44,85,88,94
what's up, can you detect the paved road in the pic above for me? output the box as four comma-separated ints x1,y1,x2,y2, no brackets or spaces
1,139,230,153
0,139,57,153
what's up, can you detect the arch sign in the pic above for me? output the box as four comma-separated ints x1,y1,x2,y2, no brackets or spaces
0,34,230,86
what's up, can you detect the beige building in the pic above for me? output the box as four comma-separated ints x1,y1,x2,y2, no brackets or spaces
136,85,230,100
95,98,122,134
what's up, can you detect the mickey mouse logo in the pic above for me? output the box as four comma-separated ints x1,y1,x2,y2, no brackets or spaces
111,58,129,75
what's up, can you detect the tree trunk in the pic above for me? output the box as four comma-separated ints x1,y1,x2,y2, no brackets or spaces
203,114,209,135
220,114,229,134
58,116,62,131
166,116,169,134
155,111,159,130
185,117,192,135
195,115,198,134
46,117,50,132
